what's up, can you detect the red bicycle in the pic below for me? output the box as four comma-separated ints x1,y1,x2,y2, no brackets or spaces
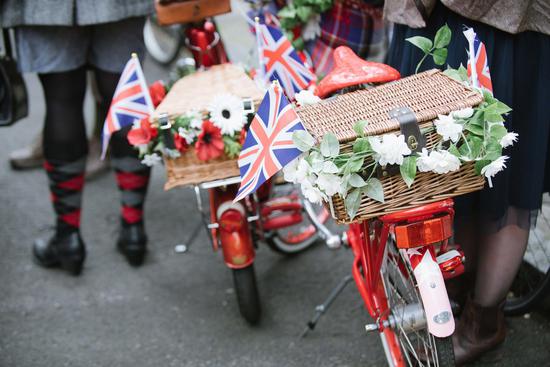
154,9,327,324
301,50,466,366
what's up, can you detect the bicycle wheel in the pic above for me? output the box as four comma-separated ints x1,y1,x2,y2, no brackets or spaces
264,183,328,254
143,17,182,65
505,204,550,315
232,265,261,324
380,242,455,366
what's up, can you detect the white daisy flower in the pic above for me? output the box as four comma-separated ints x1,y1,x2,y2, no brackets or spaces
451,107,474,119
208,94,245,135
141,153,162,167
283,156,311,184
500,132,518,148
434,114,463,143
368,134,412,166
178,127,197,145
295,89,321,106
302,14,321,41
481,156,508,188
316,173,343,196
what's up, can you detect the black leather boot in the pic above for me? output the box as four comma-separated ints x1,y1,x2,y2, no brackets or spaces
33,231,86,276
117,223,147,267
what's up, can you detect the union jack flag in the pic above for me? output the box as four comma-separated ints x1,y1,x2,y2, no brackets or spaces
257,23,316,100
234,82,306,202
464,27,493,94
101,55,154,158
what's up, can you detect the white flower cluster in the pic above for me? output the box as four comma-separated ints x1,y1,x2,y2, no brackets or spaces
368,134,411,166
417,148,460,174
295,89,321,106
283,156,344,204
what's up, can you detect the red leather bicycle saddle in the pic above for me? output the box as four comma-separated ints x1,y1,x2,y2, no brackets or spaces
315,46,401,98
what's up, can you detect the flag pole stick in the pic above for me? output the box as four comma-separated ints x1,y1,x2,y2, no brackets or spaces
254,17,265,83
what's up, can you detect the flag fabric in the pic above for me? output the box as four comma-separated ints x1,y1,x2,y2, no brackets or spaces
464,27,493,94
257,23,316,99
234,82,306,202
101,55,154,158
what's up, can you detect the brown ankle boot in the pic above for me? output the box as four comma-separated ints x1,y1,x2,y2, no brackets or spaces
452,296,506,366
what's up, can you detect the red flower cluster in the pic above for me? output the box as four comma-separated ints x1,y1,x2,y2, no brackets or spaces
127,118,158,146
173,133,189,153
149,80,166,108
195,120,224,161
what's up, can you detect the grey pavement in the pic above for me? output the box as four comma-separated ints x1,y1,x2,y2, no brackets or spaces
2,8,550,367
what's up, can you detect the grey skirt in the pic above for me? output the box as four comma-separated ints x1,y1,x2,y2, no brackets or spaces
15,17,146,74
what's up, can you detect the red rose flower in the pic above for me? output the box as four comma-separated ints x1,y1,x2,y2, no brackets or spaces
149,80,166,107
195,120,224,161
173,133,189,153
127,118,158,146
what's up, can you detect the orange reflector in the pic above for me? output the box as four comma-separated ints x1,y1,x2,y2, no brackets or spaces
394,215,452,249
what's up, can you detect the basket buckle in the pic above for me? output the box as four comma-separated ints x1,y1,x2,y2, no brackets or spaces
388,106,425,153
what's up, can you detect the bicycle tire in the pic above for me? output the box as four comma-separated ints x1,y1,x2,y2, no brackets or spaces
504,266,550,316
143,17,182,65
380,242,456,366
232,265,261,324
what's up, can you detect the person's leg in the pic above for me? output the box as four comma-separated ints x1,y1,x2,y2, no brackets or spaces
453,208,530,365
33,67,88,275
93,68,151,266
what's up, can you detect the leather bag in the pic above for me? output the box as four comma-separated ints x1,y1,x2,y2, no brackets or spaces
155,0,231,25
0,29,28,127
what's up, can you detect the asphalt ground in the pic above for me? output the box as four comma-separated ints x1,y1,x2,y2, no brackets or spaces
1,6,550,367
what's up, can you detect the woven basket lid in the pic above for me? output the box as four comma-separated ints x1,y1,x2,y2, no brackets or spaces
153,64,264,120
297,69,484,144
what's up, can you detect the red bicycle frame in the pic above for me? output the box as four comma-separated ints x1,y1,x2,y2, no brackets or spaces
346,199,460,366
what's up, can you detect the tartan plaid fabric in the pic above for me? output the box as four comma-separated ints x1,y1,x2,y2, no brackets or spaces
307,0,386,77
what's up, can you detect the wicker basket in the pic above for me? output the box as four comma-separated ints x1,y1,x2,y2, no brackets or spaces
154,64,264,190
296,69,486,224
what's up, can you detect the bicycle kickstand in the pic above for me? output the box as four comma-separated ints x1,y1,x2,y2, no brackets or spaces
300,275,354,338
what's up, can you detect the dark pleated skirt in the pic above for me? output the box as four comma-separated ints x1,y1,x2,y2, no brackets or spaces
386,2,550,223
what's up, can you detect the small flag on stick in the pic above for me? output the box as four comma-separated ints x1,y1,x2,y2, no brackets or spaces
234,81,306,202
463,28,493,95
255,21,315,99
101,54,154,158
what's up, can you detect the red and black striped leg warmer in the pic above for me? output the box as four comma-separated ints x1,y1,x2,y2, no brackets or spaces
111,157,151,227
44,158,86,236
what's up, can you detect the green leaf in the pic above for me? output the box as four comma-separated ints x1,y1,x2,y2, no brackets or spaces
468,136,483,159
364,178,385,203
345,188,361,220
223,136,241,159
484,139,503,161
434,24,452,49
490,124,507,141
309,151,324,173
406,36,433,53
293,130,316,152
292,36,305,51
448,144,461,158
494,101,512,115
475,159,491,175
457,64,468,81
320,133,340,157
432,48,448,65
296,5,312,21
353,120,369,137
482,90,498,105
465,122,484,136
322,161,339,174
346,156,365,174
400,156,417,188
349,173,367,188
353,137,370,153
443,68,464,82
